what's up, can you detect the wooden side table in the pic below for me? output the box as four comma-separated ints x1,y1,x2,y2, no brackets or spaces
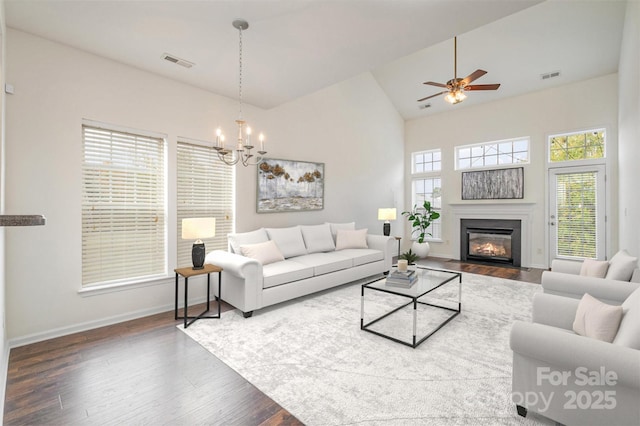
174,264,222,328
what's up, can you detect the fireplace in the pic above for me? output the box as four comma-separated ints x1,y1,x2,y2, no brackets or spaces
460,219,521,267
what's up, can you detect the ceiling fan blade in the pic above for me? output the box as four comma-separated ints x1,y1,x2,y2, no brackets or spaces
465,83,501,91
461,69,487,85
423,81,448,88
417,91,447,102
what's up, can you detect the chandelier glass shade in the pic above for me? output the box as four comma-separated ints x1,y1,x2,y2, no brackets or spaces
444,89,467,104
213,19,266,167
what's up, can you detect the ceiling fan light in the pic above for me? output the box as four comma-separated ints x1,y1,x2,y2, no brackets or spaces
455,90,467,102
444,92,456,104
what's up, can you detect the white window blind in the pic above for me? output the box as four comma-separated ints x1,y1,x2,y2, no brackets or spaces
177,141,233,267
555,172,598,259
82,125,166,286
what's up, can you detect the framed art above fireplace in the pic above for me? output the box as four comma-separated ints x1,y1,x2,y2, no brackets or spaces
461,167,524,200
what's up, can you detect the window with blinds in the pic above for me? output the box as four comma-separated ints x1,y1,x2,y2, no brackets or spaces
555,172,598,259
177,141,233,267
82,125,166,287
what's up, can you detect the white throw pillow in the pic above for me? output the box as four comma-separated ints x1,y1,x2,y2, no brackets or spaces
265,226,307,258
335,229,368,251
572,293,623,343
300,224,335,254
327,222,356,242
228,228,269,254
612,287,640,349
240,240,284,265
579,258,609,278
606,249,638,281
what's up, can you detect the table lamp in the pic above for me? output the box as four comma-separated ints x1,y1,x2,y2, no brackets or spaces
377,208,396,236
182,217,216,269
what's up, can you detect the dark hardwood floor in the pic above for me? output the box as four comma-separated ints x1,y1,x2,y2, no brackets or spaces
4,259,543,425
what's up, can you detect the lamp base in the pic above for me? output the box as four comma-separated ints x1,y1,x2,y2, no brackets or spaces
192,242,205,270
383,222,390,236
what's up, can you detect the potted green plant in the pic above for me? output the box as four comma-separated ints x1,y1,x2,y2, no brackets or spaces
398,249,419,265
401,200,440,258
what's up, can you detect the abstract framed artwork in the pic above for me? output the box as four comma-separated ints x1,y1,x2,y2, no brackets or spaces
257,158,324,213
461,167,524,200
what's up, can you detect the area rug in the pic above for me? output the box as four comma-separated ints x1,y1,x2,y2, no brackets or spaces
179,273,554,425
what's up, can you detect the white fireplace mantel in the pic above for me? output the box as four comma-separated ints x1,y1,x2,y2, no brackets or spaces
449,203,536,267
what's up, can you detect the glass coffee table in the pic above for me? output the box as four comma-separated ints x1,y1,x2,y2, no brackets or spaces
360,266,462,348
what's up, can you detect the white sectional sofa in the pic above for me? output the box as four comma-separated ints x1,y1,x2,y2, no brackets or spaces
204,222,395,317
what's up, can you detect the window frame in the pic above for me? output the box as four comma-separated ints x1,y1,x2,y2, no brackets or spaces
547,128,606,165
80,120,168,290
455,137,530,171
176,138,235,267
410,149,442,242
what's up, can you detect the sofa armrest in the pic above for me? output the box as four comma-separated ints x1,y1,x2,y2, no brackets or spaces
366,234,395,271
551,259,582,275
205,250,262,278
510,321,640,390
542,270,639,305
532,292,580,330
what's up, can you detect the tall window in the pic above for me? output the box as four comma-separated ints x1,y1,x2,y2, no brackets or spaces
456,137,529,170
549,129,605,163
177,141,234,267
411,149,442,240
82,124,166,287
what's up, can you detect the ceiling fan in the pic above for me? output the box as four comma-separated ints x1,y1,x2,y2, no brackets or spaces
418,36,500,105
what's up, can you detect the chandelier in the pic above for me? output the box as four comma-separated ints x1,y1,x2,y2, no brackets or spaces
213,19,266,166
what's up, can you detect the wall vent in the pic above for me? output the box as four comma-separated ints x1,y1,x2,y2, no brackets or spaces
541,70,560,80
162,53,195,69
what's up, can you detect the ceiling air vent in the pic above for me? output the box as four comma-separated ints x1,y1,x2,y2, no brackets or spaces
162,53,194,69
541,70,560,80
419,103,431,110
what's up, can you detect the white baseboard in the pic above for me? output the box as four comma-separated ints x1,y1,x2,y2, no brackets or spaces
7,295,212,349
1,339,9,420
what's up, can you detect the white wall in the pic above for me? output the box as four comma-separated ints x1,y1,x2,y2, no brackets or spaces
241,72,405,234
618,0,640,256
3,29,403,343
405,73,619,268
0,0,7,412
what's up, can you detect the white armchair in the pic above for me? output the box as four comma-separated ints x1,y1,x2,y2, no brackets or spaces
510,290,640,425
542,256,640,305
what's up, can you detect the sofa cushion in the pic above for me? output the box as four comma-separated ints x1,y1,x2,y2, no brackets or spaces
335,229,368,250
335,248,383,266
327,222,355,243
613,287,640,349
289,253,352,276
240,240,284,266
300,224,335,254
228,228,269,254
572,293,623,343
265,226,307,258
606,249,638,281
579,259,609,278
262,260,314,289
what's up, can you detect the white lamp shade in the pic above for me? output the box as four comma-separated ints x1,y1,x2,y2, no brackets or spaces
377,208,397,221
182,217,216,240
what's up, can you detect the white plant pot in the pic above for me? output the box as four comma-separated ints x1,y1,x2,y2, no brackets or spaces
411,241,430,258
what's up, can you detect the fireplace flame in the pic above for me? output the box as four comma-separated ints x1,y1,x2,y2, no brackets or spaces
470,242,508,257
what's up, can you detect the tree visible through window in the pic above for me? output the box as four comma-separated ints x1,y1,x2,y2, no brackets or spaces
549,129,605,162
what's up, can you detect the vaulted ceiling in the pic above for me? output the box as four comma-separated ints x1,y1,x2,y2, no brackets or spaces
4,0,627,119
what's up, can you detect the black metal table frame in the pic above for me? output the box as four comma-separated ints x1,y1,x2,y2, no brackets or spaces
174,269,222,328
360,267,462,348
